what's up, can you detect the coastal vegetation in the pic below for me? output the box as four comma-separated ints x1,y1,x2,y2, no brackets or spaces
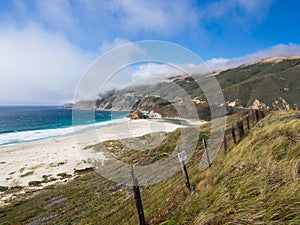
0,110,299,224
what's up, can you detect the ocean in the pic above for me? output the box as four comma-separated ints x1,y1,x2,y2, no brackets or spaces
0,106,128,146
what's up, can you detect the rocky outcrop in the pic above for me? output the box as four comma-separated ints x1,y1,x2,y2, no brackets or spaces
128,110,146,119
272,97,291,110
249,99,269,110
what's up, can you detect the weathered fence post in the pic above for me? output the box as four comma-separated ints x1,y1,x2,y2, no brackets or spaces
258,110,263,119
255,109,260,122
251,110,255,123
177,147,191,190
202,139,211,167
231,123,237,145
246,114,250,130
130,162,146,225
236,117,245,141
222,128,227,152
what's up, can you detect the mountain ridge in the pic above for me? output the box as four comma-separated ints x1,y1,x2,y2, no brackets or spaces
66,56,300,119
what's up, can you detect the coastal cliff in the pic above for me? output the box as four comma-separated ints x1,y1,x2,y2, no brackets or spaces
65,56,300,119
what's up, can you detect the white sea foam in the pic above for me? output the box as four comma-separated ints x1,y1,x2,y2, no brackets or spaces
0,117,130,146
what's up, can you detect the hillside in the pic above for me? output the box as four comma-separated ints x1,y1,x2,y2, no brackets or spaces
1,110,299,224
216,56,300,109
69,56,300,120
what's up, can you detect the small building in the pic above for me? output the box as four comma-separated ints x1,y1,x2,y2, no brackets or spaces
148,110,162,118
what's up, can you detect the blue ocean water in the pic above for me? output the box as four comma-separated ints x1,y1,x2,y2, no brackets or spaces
0,106,128,146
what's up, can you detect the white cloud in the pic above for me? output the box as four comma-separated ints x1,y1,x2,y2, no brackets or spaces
132,63,181,79
100,38,131,54
131,62,210,82
7,0,200,38
120,1,168,31
1,0,275,48
130,44,300,80
201,0,273,24
206,43,300,71
117,0,198,34
0,1,291,105
0,24,94,105
35,0,76,31
74,41,148,102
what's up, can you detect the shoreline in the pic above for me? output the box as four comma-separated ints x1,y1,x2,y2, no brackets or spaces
0,119,197,184
0,116,129,148
0,118,206,205
0,116,205,148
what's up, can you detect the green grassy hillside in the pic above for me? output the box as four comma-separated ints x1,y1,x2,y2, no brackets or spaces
0,110,299,224
174,110,300,224
87,57,300,118
217,58,300,109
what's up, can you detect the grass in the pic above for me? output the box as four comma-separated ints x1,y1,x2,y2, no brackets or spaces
151,152,169,162
57,173,72,179
42,174,52,180
173,110,300,224
74,167,94,175
159,220,176,225
0,186,9,192
83,145,93,150
28,181,42,186
0,110,299,224
49,161,66,167
20,171,34,178
92,129,183,166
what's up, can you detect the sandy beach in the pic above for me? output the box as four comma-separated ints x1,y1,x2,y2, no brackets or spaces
0,119,188,189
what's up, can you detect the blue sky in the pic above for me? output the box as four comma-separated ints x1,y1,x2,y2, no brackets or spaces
0,0,300,104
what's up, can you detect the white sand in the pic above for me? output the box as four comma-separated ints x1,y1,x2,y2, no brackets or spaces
0,119,186,188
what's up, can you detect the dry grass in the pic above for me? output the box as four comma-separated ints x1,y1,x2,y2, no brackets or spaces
0,110,299,224
174,110,300,224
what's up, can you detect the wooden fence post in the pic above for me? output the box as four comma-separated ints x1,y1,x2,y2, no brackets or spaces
130,162,147,225
222,128,227,152
251,110,255,123
246,114,250,130
237,117,244,141
177,147,191,190
258,110,263,119
231,123,237,145
255,109,260,122
202,139,211,167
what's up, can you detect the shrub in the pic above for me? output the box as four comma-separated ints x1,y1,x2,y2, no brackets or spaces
20,171,34,177
57,173,72,178
0,186,8,192
151,152,169,162
28,181,42,186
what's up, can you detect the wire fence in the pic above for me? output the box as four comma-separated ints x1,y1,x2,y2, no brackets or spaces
15,109,272,225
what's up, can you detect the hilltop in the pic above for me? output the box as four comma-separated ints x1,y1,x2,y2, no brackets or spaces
1,110,299,224
69,56,300,120
216,56,300,110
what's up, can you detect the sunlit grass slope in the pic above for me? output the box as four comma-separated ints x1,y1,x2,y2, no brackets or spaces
174,110,300,224
0,110,299,224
